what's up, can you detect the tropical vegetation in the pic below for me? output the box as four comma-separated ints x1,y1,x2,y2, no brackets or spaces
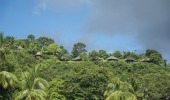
0,32,170,100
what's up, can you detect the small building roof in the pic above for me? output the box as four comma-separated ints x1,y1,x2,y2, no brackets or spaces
95,56,103,60
61,55,69,61
35,52,41,56
17,46,23,50
107,56,118,60
140,57,151,62
72,56,82,61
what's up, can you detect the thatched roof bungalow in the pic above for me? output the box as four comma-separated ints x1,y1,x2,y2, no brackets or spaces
125,57,136,63
35,52,42,59
72,56,82,61
107,56,118,61
140,58,151,63
94,56,103,61
60,55,70,61
17,46,23,50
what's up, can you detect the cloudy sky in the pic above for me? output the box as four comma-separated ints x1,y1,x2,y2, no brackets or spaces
1,0,170,61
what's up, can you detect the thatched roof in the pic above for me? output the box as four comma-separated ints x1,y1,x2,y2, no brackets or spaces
107,56,118,60
17,46,23,50
72,56,82,61
95,56,103,60
140,58,151,62
35,52,41,56
125,57,136,62
61,55,69,61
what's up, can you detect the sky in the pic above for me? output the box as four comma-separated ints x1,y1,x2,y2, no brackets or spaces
1,0,170,61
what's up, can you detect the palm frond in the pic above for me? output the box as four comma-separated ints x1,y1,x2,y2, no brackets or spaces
33,78,49,90
0,71,18,89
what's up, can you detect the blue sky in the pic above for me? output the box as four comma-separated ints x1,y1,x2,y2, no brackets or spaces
1,0,170,61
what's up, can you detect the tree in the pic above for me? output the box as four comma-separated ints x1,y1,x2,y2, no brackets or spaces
80,52,89,61
47,78,66,100
98,50,108,59
45,43,62,56
0,33,6,62
4,36,15,46
145,49,160,57
13,39,29,48
0,71,18,89
122,51,139,59
36,37,54,47
89,50,99,61
0,33,11,71
61,62,108,99
163,59,167,67
71,42,87,57
0,71,18,99
60,46,68,54
28,42,40,54
15,66,49,100
145,49,163,65
27,34,35,42
150,53,162,65
113,51,122,58
104,80,137,100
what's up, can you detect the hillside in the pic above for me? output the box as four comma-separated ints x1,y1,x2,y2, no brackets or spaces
0,33,170,100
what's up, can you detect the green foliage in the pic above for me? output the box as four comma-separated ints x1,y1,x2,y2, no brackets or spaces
0,33,170,100
104,80,137,100
0,71,18,89
27,34,35,42
145,49,163,65
48,78,66,100
89,50,99,61
80,52,89,61
4,36,15,47
98,50,108,59
71,42,87,57
61,62,109,100
0,71,18,99
150,53,162,65
0,33,6,62
0,33,4,47
28,42,40,54
15,66,49,100
106,90,137,100
36,37,54,47
45,43,62,56
113,51,122,58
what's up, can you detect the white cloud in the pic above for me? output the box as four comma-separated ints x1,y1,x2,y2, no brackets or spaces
33,0,90,14
33,0,170,60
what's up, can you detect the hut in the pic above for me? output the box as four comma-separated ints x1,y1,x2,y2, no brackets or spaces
140,58,151,63
92,56,103,62
125,57,136,63
107,56,118,61
60,55,70,61
35,52,42,59
72,56,82,61
94,56,103,61
17,46,23,50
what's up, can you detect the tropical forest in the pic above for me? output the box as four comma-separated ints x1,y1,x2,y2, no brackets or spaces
0,33,170,100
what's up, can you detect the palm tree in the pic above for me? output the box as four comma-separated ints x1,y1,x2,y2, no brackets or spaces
129,77,146,100
106,90,137,100
27,34,35,42
0,71,18,89
0,71,18,99
104,79,137,100
15,66,49,100
28,42,40,54
0,33,5,62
